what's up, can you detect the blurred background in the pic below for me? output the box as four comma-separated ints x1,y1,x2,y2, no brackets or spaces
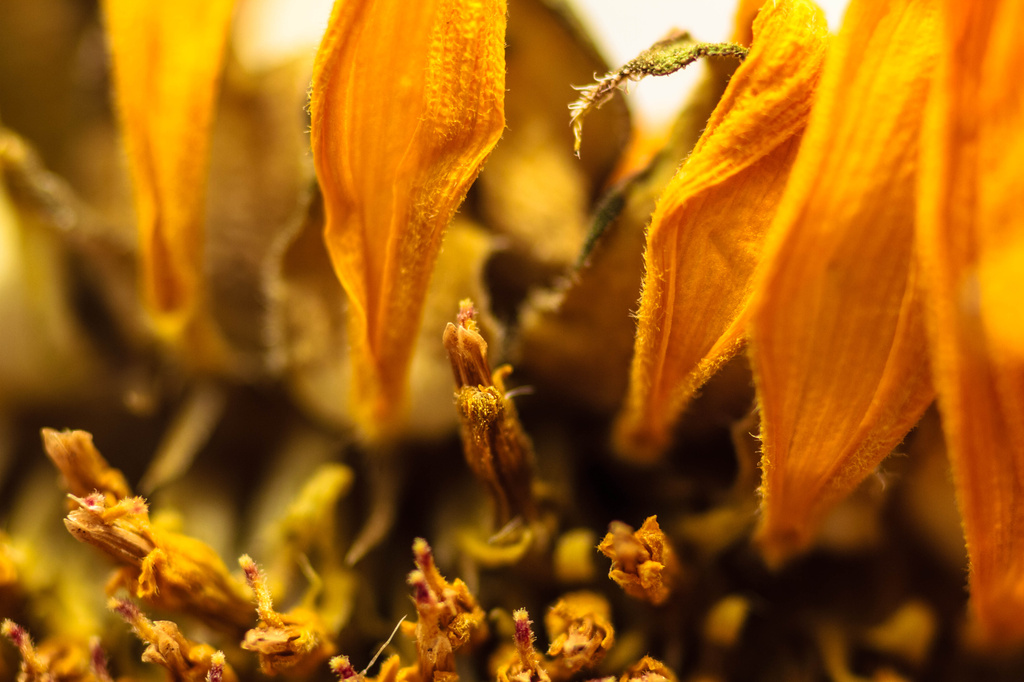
234,0,853,130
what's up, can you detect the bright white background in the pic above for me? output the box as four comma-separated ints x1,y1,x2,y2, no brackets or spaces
565,0,852,128
235,0,851,128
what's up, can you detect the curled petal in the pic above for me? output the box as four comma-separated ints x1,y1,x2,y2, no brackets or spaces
615,0,829,462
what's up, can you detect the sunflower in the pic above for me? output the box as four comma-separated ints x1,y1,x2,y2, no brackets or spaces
0,0,1022,680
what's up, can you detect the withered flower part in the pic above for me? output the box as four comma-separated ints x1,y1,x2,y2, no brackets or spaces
401,538,487,682
614,0,829,464
102,0,234,361
7,0,1024,675
496,610,550,682
310,0,507,437
410,539,487,651
205,651,226,682
88,639,113,682
444,300,537,528
618,656,677,682
330,656,360,681
597,517,680,606
544,591,615,679
1,620,98,682
238,554,334,676
331,654,406,682
61,486,253,631
569,32,749,155
41,429,131,503
747,0,937,570
407,570,455,682
110,598,236,682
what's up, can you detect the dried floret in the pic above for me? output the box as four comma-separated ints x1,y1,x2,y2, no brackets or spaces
63,493,252,631
239,554,334,676
205,651,226,682
598,517,680,606
331,654,410,682
41,429,131,503
444,300,537,528
110,598,236,682
618,656,677,682
496,610,550,682
545,591,614,679
1,620,100,682
401,539,488,681
702,595,750,648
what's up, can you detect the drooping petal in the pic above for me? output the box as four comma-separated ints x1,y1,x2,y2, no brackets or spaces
917,0,1024,648
310,0,506,438
749,0,938,565
101,0,235,337
614,0,829,462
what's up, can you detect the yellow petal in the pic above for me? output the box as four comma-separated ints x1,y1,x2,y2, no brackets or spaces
614,0,829,462
749,0,938,565
310,0,506,438
102,0,235,336
917,0,1024,648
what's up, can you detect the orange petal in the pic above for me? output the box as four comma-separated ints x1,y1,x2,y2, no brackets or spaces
614,0,829,462
310,0,506,438
917,0,1024,648
749,0,938,565
102,0,235,336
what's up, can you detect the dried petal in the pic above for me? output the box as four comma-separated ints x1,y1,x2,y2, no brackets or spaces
916,0,1024,648
597,516,680,606
749,0,938,566
101,0,234,342
615,0,830,462
309,0,506,438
